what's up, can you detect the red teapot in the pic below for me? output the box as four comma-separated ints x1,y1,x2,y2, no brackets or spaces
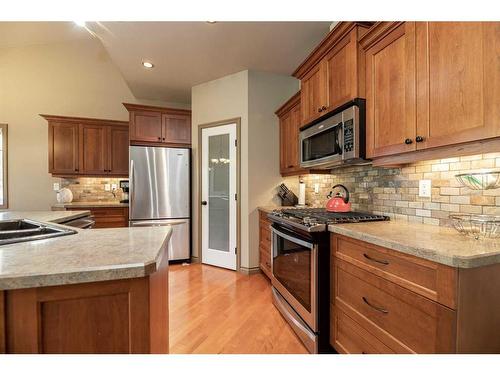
326,184,351,212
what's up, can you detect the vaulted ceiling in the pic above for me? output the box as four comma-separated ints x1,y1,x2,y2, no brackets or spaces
1,21,332,104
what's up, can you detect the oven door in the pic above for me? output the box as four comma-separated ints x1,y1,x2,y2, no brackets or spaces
271,225,317,331
300,112,343,169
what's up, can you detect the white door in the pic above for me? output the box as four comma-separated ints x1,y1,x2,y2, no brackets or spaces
201,123,237,270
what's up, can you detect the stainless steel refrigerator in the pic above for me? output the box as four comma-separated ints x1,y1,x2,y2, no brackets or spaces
129,146,190,261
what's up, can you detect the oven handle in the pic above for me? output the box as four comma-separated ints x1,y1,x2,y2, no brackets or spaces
271,227,314,250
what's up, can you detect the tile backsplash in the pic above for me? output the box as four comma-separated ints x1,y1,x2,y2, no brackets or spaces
60,177,126,202
293,153,500,227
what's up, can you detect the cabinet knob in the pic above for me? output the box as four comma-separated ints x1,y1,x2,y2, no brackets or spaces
404,138,413,145
321,105,327,111
75,168,79,172
162,137,165,141
158,137,161,140
416,135,424,143
318,107,322,113
201,200,208,206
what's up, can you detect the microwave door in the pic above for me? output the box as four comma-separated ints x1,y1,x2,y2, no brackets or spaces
300,119,343,169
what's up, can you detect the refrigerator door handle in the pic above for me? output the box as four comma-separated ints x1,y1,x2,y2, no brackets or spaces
130,220,188,227
130,159,135,218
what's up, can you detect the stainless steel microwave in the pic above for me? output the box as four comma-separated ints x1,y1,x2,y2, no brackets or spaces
299,99,366,169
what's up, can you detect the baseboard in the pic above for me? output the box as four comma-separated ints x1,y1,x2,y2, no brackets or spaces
238,266,261,275
190,256,201,264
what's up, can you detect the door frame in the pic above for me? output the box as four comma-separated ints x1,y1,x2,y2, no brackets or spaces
197,118,241,272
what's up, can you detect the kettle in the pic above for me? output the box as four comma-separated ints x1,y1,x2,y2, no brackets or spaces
326,184,351,212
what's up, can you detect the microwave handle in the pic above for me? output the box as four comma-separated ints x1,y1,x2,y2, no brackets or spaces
339,121,344,159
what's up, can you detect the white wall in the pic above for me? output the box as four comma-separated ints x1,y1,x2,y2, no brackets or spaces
191,70,249,265
191,70,299,271
0,39,188,210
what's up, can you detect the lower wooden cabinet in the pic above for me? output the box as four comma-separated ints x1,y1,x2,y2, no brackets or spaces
67,206,129,228
258,210,272,278
330,234,500,353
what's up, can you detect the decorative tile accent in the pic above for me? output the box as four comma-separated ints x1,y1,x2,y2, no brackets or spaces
300,153,500,227
60,177,126,203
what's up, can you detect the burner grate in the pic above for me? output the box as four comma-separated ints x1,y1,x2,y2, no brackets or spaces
282,208,389,224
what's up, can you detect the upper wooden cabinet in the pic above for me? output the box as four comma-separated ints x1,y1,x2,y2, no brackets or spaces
361,21,500,161
276,92,303,176
42,115,129,177
363,22,417,158
124,103,191,147
293,22,373,126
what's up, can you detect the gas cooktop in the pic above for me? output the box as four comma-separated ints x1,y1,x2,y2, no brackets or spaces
268,207,389,232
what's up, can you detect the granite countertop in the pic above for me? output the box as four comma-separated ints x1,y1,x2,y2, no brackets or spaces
329,221,500,268
53,201,129,208
0,210,91,224
0,212,171,290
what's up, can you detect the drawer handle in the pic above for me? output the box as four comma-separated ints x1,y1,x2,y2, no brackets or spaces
363,253,389,265
362,297,388,314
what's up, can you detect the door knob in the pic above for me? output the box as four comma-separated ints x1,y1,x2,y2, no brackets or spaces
201,200,208,206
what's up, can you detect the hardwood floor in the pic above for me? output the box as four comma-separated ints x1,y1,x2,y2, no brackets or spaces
169,263,308,354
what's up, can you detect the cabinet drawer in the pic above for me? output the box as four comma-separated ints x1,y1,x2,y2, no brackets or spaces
331,305,395,354
332,234,457,308
335,259,456,353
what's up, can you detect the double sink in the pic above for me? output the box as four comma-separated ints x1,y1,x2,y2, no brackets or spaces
0,219,76,246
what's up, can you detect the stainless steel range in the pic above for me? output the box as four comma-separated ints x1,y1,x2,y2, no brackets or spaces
267,208,389,353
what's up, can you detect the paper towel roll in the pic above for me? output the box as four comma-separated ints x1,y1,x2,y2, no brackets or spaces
298,182,306,206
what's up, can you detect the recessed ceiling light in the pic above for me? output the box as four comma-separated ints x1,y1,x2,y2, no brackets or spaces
74,20,86,27
142,61,154,69
206,21,217,24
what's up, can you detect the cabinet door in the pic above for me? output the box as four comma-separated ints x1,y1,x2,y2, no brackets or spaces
325,31,357,111
162,114,191,145
289,103,302,171
301,62,328,125
279,112,294,174
80,124,107,174
130,111,162,143
49,122,79,174
365,22,417,158
107,126,129,176
416,22,500,149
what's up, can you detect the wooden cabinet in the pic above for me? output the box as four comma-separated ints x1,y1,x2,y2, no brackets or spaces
258,210,272,279
361,21,500,163
331,234,500,354
48,122,79,175
293,22,372,127
415,22,500,149
42,115,129,177
80,124,108,175
277,93,302,176
67,206,129,228
124,103,191,147
363,22,417,158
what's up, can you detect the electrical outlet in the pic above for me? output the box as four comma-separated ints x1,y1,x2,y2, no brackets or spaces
419,179,432,197
314,183,320,194
104,184,111,191
53,183,60,191
111,183,117,190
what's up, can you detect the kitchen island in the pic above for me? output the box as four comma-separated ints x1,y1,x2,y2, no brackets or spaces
0,211,171,354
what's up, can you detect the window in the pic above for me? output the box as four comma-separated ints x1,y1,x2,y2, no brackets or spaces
0,124,7,209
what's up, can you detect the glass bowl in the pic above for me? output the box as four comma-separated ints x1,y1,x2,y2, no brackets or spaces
449,214,500,240
455,172,500,190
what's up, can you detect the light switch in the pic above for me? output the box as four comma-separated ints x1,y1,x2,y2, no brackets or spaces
104,184,111,191
53,183,60,191
419,180,432,198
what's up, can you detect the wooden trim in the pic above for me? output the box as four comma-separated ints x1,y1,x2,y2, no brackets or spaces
275,91,301,117
238,267,262,276
40,114,128,127
0,290,5,353
359,22,405,50
0,124,8,209
197,118,242,272
372,136,500,167
293,22,373,78
123,103,191,116
130,140,191,148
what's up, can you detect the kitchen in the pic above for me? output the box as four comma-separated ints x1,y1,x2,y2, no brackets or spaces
1,2,500,371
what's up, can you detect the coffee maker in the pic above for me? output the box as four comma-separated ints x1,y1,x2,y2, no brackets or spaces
119,180,129,203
